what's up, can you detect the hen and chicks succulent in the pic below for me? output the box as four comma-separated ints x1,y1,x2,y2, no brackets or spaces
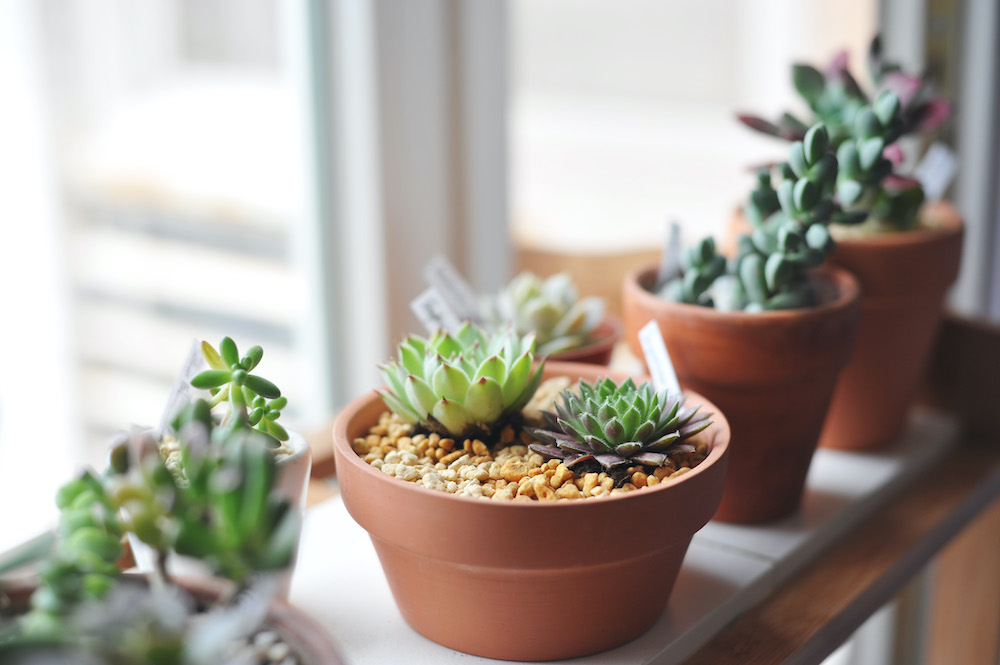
378,323,544,440
529,377,712,486
481,272,605,357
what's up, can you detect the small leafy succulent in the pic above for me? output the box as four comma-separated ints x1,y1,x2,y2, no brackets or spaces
733,123,864,310
660,237,727,306
528,377,712,486
1,408,300,664
189,337,288,447
738,35,951,148
737,35,950,231
665,123,854,311
378,322,544,439
481,272,605,356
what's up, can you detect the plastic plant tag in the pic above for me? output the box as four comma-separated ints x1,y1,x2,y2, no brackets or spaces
423,255,482,323
656,220,682,290
411,287,463,334
159,339,207,435
913,142,958,202
637,320,681,395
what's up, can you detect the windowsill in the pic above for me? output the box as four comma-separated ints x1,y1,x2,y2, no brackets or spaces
291,406,968,664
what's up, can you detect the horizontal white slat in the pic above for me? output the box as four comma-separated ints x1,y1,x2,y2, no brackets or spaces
69,225,307,322
76,299,296,382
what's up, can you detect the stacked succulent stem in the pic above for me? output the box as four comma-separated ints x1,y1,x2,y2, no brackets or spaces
737,35,950,231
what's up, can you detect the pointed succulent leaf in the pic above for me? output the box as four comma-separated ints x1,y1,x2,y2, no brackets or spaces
604,417,625,445
793,64,826,105
465,377,504,423
432,362,471,402
201,341,227,370
614,442,642,457
431,398,470,436
404,375,439,417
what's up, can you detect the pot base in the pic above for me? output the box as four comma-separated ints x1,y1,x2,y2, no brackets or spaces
373,536,689,661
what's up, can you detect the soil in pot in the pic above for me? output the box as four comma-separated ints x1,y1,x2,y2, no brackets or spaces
819,201,964,451
333,361,730,661
623,265,860,523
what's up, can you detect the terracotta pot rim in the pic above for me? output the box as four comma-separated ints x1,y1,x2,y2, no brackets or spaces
547,313,622,362
624,264,860,327
333,360,730,512
832,201,964,248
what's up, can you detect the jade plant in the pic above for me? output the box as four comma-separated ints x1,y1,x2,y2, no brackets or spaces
378,322,544,439
0,405,299,664
188,337,288,448
528,377,712,486
663,122,859,311
738,36,951,231
481,272,605,356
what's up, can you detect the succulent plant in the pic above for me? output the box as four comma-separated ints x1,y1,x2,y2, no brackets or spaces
660,237,727,306
189,337,288,447
729,123,863,310
528,377,712,486
663,123,855,311
1,407,301,664
378,322,544,440
739,36,950,148
481,272,605,356
737,35,950,231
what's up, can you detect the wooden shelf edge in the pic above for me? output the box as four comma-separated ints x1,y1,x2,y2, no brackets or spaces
681,441,1000,665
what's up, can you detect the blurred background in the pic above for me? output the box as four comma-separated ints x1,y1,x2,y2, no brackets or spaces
1,0,997,660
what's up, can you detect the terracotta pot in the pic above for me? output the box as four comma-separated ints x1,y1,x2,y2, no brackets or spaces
819,201,964,451
332,361,730,661
0,574,342,665
129,431,312,599
622,265,860,523
547,313,622,365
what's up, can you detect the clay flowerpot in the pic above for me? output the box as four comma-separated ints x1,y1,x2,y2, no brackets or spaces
622,265,860,523
819,201,964,451
332,361,730,661
547,313,623,365
129,431,312,599
0,574,342,665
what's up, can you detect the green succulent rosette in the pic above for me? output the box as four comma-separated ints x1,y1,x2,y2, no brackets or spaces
529,377,712,485
378,322,544,439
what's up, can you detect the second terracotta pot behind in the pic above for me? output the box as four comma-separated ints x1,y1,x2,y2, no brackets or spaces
623,266,861,523
819,202,964,451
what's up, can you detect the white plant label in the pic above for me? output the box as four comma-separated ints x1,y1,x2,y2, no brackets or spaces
657,220,682,290
637,320,681,395
411,287,463,334
913,142,958,202
159,339,206,435
423,255,481,322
